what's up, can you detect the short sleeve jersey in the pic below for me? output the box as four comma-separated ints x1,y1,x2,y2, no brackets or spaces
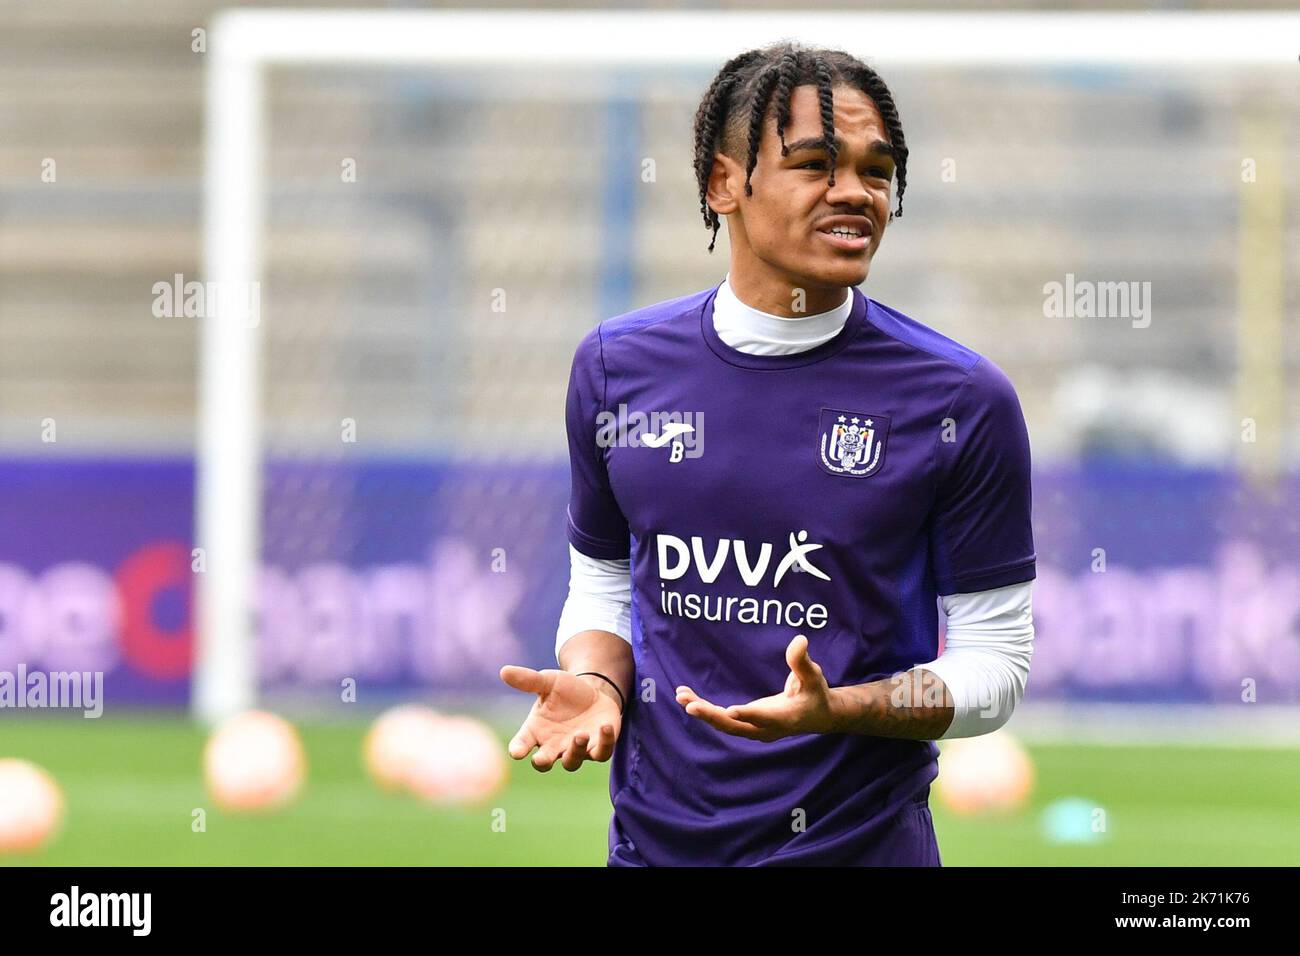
564,281,1035,866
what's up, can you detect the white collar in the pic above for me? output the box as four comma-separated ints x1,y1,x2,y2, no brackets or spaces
712,272,852,355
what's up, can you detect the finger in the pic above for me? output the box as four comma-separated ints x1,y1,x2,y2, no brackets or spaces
587,723,618,762
500,665,550,696
786,634,821,684
507,725,539,760
790,636,827,693
675,685,703,705
560,732,591,772
676,685,718,711
678,685,766,737
679,685,746,722
531,742,562,773
725,700,780,727
684,698,766,738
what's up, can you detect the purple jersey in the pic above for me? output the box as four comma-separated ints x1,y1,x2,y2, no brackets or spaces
564,280,1035,866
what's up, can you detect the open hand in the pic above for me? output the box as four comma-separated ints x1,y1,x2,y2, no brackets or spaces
499,665,622,772
676,635,837,741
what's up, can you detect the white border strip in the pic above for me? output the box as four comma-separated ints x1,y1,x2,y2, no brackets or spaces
211,10,1300,67
1008,703,1300,748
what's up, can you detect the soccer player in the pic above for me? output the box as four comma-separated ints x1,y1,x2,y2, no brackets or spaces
500,42,1036,866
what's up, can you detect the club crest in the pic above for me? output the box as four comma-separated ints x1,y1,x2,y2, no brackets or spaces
817,407,890,478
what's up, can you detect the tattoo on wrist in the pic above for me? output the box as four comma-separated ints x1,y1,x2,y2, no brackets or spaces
834,672,953,739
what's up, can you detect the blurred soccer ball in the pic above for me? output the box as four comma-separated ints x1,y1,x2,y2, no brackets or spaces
203,710,306,812
406,714,507,805
363,704,446,792
365,706,506,804
0,758,64,854
935,730,1034,816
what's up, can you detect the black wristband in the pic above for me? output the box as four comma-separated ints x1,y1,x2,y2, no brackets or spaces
576,671,626,714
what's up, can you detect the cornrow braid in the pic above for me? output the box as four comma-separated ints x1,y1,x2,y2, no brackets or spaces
692,71,743,252
771,50,800,157
691,41,909,253
692,53,763,253
741,63,784,198
812,55,839,189
846,64,909,219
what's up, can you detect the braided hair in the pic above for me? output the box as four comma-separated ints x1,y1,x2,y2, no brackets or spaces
692,42,908,253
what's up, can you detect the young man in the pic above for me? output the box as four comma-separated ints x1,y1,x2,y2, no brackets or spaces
500,42,1036,866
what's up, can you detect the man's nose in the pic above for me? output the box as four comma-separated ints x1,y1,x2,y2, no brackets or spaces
825,166,870,205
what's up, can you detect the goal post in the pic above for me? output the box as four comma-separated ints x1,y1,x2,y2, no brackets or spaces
195,9,1299,725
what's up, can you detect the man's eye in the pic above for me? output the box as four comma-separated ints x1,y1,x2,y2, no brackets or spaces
797,161,827,170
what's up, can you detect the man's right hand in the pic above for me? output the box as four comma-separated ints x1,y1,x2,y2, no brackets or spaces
499,666,623,772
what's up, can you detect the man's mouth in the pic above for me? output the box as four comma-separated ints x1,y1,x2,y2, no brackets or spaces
815,217,873,252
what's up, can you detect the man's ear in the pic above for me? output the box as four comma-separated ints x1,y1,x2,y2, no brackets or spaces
706,151,741,217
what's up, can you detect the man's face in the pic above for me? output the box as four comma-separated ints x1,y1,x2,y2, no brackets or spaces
709,84,896,297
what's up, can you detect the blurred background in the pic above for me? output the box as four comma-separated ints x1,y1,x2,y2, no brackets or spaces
0,0,1297,865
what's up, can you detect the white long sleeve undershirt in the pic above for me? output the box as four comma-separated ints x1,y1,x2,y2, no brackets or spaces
913,582,1034,738
556,273,1035,740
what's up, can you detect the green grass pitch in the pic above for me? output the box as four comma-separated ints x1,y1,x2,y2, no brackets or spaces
1,716,1296,866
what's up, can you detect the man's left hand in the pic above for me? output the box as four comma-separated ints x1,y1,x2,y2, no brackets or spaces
676,634,839,741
